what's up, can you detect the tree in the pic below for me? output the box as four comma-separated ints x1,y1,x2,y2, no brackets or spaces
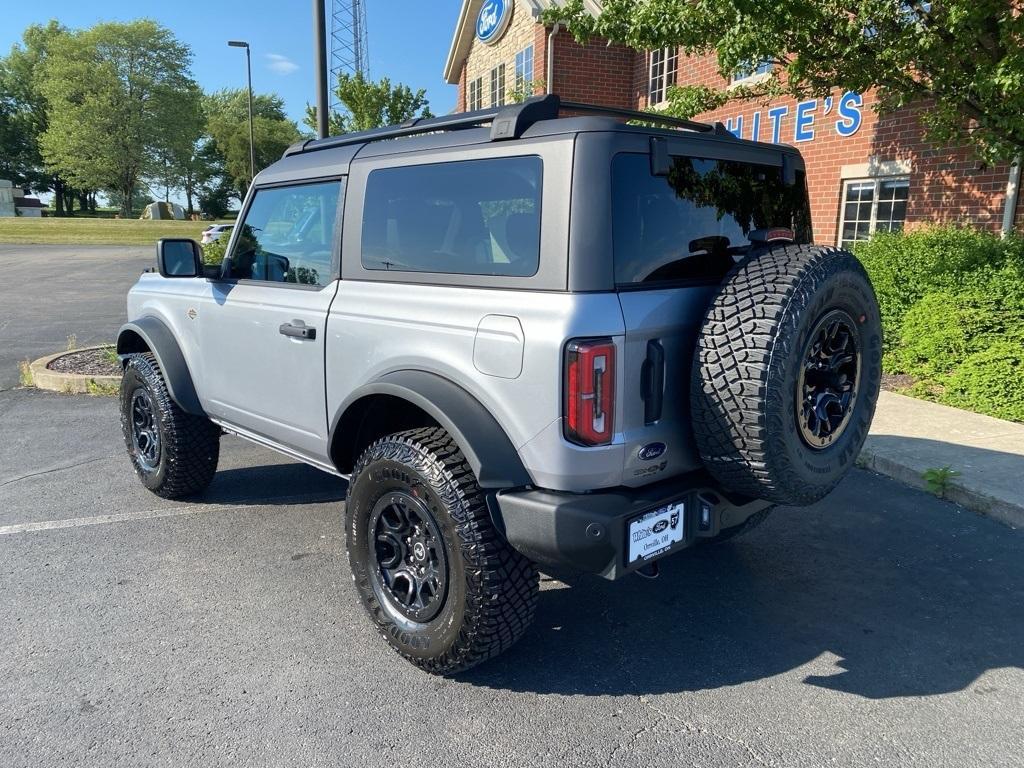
0,21,72,215
151,82,208,213
543,0,1024,162
38,20,199,216
205,88,302,200
304,72,432,135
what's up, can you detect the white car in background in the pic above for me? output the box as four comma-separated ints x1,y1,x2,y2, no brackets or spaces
200,223,233,245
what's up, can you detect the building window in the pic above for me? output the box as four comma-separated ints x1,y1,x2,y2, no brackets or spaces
490,64,506,107
839,177,910,248
648,47,678,105
732,60,773,83
468,77,483,111
515,45,534,91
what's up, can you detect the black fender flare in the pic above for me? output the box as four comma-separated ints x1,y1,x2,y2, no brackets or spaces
331,370,532,489
116,317,204,415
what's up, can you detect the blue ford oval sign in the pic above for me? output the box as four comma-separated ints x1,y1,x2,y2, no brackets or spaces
476,0,512,45
638,442,667,461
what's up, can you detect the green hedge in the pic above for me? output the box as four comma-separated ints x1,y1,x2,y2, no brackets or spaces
855,226,1024,423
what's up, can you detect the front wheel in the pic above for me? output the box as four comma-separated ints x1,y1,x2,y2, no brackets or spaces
346,427,538,675
119,353,220,498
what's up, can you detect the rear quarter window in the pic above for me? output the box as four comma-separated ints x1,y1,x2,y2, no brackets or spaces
360,156,542,277
612,153,812,287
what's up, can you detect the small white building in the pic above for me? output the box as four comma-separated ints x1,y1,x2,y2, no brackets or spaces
0,179,45,217
0,180,15,217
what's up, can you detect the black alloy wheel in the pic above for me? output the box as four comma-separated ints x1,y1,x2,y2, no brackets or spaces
796,309,861,450
129,388,162,472
369,491,449,623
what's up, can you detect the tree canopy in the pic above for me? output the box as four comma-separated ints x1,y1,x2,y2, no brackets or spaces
37,20,200,215
1,19,434,215
305,72,432,136
0,21,74,212
206,89,303,200
543,0,1024,162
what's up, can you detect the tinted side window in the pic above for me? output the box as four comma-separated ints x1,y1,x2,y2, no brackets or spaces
361,156,542,277
229,180,342,286
612,153,812,286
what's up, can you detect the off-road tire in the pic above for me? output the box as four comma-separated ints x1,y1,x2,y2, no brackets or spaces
346,427,538,675
703,507,773,545
119,353,220,498
691,244,882,506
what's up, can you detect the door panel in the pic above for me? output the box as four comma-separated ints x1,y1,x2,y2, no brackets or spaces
196,179,343,463
199,281,337,461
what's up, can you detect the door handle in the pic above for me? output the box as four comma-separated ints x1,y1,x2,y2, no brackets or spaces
279,322,316,340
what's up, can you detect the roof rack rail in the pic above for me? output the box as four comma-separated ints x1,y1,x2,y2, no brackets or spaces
283,94,727,158
558,100,721,134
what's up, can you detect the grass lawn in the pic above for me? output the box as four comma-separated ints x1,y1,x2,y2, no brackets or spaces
0,217,228,245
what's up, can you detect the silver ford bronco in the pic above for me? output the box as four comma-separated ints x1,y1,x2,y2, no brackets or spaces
118,95,882,674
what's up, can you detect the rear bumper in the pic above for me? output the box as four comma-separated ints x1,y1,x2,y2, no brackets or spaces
495,472,771,580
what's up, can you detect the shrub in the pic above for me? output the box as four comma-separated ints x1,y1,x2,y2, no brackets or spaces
891,290,1016,377
855,226,1024,423
943,342,1024,423
854,226,1024,351
201,237,228,266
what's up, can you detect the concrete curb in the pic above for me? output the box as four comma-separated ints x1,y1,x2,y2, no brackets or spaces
28,346,120,396
857,448,1022,530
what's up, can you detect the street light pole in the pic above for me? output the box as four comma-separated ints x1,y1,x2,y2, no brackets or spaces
228,40,256,184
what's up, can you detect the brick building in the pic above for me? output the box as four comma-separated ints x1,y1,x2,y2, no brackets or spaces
444,0,1022,247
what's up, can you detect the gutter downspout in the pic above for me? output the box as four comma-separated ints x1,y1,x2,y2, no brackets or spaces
547,23,560,94
1001,158,1021,238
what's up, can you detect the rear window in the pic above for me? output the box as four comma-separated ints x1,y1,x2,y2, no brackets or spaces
612,153,812,286
361,156,542,277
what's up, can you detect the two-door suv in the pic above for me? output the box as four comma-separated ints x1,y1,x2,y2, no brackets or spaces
118,95,881,674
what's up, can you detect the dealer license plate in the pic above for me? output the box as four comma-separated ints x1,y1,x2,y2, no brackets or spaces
627,501,685,564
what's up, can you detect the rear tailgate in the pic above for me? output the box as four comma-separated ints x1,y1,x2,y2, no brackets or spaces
611,150,812,487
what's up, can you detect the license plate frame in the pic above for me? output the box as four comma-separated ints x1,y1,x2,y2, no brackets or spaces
626,500,686,566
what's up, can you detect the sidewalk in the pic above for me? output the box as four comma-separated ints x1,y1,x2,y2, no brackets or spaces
859,391,1024,528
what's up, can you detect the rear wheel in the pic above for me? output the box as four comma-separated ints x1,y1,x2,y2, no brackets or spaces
119,353,220,498
346,427,538,675
691,245,882,506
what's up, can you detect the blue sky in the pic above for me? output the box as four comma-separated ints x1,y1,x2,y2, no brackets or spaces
1,0,463,125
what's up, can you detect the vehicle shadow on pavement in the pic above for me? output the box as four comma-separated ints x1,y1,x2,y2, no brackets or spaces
460,471,1024,699
197,463,348,506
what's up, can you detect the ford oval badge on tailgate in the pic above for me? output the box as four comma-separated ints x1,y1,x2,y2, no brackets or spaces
638,442,666,461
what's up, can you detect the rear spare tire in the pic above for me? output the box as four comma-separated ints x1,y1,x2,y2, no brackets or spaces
691,244,881,506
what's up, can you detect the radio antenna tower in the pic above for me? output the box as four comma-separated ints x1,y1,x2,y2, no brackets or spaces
329,0,369,109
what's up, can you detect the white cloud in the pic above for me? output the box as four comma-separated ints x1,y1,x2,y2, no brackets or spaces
265,53,299,75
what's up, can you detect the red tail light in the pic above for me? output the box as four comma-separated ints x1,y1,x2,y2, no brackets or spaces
564,338,615,446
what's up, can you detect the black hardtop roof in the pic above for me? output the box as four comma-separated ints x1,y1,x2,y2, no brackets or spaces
259,95,803,184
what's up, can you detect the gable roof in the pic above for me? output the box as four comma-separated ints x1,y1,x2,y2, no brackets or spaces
443,0,602,84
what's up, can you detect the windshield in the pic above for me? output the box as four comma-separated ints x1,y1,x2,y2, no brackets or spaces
612,152,812,286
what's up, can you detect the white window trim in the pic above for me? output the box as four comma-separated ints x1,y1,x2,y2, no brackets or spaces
515,45,534,90
648,47,678,108
468,76,484,111
837,176,910,247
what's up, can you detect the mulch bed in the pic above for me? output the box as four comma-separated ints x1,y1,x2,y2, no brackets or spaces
881,373,915,392
46,347,120,377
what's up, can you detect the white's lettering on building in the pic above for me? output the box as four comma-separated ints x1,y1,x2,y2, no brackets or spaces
724,91,863,144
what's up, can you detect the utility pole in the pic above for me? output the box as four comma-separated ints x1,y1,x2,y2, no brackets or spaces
314,0,330,139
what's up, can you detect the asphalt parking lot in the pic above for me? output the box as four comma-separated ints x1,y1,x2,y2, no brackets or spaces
1,245,1022,767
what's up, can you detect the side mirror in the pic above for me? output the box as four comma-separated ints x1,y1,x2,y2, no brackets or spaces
156,238,203,278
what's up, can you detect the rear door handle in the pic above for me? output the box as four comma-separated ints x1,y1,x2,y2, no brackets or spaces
279,322,316,340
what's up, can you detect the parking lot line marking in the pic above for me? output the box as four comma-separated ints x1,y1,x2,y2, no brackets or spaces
0,493,342,536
